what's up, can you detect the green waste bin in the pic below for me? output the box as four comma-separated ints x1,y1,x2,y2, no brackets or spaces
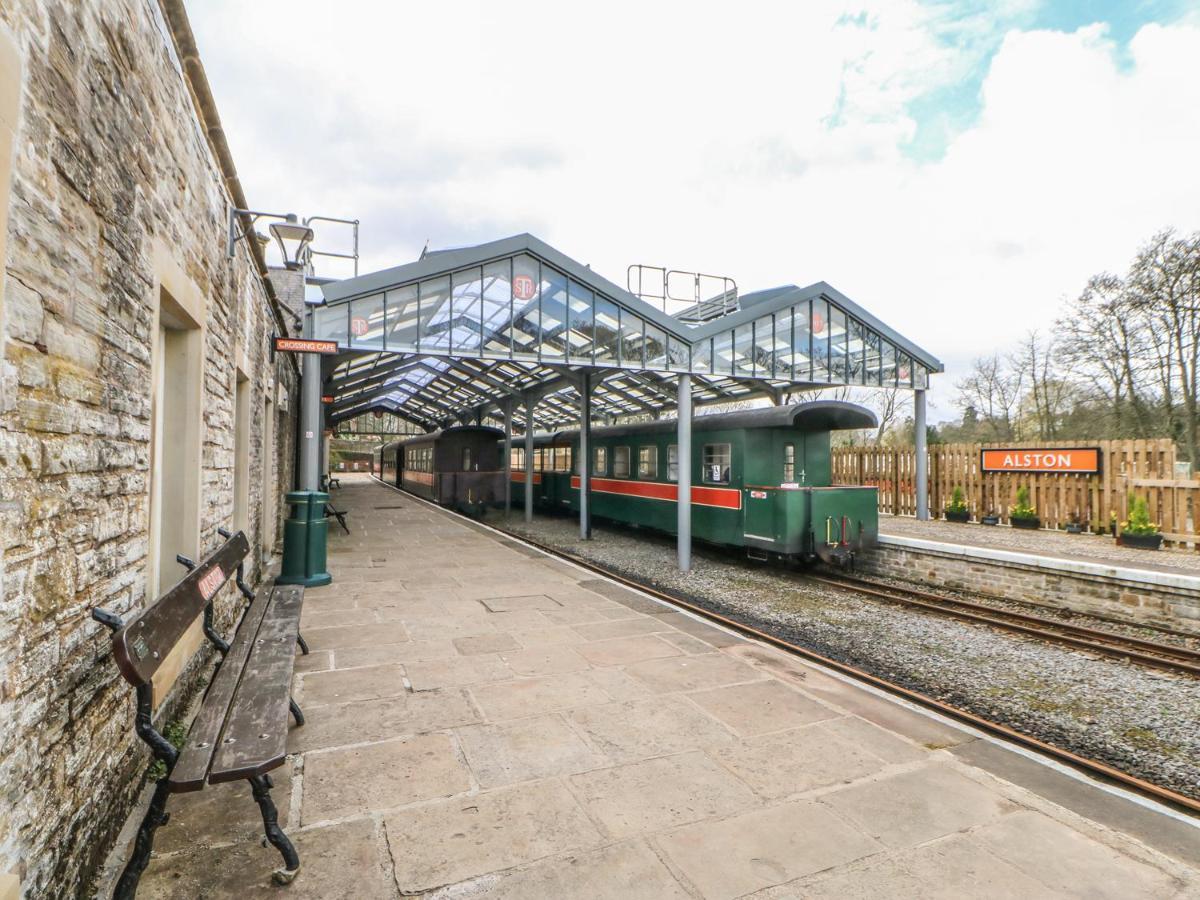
278,490,332,587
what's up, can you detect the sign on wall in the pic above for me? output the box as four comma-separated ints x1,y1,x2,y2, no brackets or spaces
980,447,1101,474
273,337,339,355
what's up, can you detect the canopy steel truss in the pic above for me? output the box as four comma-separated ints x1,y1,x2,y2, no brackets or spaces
315,233,942,433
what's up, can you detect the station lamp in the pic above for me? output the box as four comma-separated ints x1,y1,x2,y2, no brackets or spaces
226,208,313,270
269,214,315,270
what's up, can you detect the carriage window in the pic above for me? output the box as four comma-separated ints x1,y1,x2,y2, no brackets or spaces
613,446,630,478
783,443,795,481
462,447,473,471
667,445,678,481
534,448,545,471
638,446,657,479
702,443,731,484
510,446,524,469
593,446,607,475
550,446,571,472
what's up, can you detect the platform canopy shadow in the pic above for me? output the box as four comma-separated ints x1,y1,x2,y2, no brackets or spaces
312,233,942,567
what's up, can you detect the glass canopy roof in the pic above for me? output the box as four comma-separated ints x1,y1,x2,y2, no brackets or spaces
316,234,942,430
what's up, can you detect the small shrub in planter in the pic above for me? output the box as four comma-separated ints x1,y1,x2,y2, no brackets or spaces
1119,496,1163,550
1064,512,1084,534
1009,486,1040,530
944,486,970,523
981,511,1000,526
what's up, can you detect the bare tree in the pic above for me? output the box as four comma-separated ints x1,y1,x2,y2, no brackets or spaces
1011,331,1074,439
1057,273,1154,436
955,354,1023,440
1128,229,1200,464
867,388,901,444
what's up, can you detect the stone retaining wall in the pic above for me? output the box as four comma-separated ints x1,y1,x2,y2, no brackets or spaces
860,536,1200,627
0,1,298,895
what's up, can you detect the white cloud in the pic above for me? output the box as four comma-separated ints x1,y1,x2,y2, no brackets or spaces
190,3,1200,421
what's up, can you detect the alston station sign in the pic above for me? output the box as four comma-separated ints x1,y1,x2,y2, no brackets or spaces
980,447,1101,474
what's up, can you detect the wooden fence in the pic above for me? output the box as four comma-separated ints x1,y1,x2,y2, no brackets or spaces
831,440,1199,549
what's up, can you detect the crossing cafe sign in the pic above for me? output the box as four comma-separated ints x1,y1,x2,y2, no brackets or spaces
980,447,1101,474
273,337,339,355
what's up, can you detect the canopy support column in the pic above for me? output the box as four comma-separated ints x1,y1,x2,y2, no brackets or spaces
503,401,512,517
677,374,692,572
524,399,534,524
579,372,592,540
915,388,928,520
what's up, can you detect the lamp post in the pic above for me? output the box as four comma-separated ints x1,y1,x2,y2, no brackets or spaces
266,215,321,492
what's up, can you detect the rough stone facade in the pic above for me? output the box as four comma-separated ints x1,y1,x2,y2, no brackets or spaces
860,541,1200,627
0,1,299,895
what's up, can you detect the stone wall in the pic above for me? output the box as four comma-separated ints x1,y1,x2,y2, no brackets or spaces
860,537,1200,627
0,1,299,895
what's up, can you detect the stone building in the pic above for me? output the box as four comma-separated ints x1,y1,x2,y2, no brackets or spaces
0,1,301,895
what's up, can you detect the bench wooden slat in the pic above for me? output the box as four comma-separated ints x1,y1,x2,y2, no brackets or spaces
168,588,274,793
208,584,305,784
113,533,251,686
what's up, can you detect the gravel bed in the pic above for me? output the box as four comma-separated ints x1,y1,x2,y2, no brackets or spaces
490,510,1200,802
882,514,1200,574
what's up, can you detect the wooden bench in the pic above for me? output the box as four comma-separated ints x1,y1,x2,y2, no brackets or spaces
92,529,309,897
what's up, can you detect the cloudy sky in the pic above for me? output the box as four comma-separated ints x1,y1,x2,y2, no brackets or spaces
190,0,1200,421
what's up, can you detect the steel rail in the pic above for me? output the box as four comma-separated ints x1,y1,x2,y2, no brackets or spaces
809,573,1200,678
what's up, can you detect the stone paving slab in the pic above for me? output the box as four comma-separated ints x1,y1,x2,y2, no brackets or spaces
136,476,1200,898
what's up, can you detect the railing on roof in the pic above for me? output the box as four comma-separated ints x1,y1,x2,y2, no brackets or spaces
627,265,738,324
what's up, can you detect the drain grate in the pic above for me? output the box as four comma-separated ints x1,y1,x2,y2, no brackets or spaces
374,505,405,510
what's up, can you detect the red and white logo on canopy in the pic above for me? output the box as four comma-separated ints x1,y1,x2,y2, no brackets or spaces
350,316,369,337
513,275,536,301
812,311,825,334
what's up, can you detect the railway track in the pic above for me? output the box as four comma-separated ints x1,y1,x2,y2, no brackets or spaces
808,573,1200,679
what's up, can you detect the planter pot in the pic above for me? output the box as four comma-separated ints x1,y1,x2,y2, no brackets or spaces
1065,524,1083,534
944,510,970,523
1120,532,1163,550
981,515,1000,526
1011,516,1041,530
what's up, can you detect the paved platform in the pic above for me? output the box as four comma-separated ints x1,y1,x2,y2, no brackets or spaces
137,476,1200,898
881,514,1200,577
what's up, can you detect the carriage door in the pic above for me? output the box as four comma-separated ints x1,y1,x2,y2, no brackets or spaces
742,432,775,543
744,488,775,543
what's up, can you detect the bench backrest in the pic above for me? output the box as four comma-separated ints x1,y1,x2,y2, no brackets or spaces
109,532,250,687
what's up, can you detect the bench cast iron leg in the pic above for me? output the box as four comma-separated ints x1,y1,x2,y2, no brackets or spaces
249,775,300,884
289,697,305,726
113,777,172,900
296,633,309,655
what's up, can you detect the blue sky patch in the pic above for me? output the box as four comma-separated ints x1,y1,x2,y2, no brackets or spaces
900,0,1189,162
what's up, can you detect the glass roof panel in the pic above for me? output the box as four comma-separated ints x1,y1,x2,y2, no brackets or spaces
316,238,940,427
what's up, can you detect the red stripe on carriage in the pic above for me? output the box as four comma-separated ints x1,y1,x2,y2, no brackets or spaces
568,476,742,510
510,471,543,484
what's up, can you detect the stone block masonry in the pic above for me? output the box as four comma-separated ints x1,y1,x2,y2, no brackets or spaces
0,0,299,895
861,536,1200,627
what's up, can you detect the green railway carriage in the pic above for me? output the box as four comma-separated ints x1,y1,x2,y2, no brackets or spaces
509,401,879,566
378,426,505,514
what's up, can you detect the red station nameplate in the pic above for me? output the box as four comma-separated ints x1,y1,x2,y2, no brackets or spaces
980,448,1101,474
